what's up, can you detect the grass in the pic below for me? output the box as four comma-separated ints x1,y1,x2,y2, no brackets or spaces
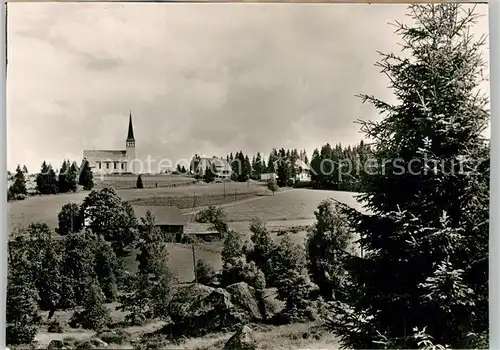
8,179,268,232
94,174,195,190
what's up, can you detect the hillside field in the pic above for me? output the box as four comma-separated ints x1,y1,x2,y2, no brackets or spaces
8,179,268,231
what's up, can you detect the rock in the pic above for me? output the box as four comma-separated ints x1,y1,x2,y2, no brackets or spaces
167,284,251,337
224,325,257,350
48,340,64,350
89,338,108,348
225,282,263,321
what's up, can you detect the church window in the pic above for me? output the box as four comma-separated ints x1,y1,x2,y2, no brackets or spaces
97,162,101,169
114,162,118,169
106,162,110,169
121,163,125,170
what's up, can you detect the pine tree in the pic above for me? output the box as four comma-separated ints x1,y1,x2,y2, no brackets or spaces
79,159,94,190
36,161,58,195
136,174,144,189
8,164,27,199
328,5,489,349
58,160,70,193
22,165,28,174
67,161,79,192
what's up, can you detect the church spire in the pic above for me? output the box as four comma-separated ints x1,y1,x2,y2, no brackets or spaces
127,111,135,141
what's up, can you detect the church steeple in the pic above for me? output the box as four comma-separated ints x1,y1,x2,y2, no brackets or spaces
126,111,135,141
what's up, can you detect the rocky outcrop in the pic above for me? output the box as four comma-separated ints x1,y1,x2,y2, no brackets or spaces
165,282,264,337
223,325,257,350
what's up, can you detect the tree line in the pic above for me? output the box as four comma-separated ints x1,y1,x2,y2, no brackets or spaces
7,159,95,201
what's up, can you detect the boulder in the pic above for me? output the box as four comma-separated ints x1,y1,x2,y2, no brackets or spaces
47,340,64,350
167,284,251,337
225,282,262,321
224,325,257,350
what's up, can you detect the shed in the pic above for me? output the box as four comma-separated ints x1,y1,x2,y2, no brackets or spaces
132,205,186,235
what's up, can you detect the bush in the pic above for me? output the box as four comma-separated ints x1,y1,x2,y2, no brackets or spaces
96,330,130,345
195,205,229,235
221,258,266,290
267,178,278,194
14,193,27,201
48,319,63,333
195,259,216,285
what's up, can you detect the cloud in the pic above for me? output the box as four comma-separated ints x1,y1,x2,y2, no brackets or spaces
7,3,490,172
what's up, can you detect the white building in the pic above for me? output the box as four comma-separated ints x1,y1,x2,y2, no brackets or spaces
83,112,137,175
294,159,312,182
193,157,232,180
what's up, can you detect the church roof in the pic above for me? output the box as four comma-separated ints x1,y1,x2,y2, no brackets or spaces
127,111,135,141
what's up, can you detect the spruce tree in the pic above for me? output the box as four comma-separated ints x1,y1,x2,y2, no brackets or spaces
58,160,70,193
136,174,144,189
68,161,79,192
8,164,28,199
79,159,94,190
328,5,489,349
36,161,58,195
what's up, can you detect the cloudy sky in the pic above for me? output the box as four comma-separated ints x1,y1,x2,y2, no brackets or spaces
7,3,489,172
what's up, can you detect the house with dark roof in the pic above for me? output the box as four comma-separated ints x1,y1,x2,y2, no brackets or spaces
132,205,186,239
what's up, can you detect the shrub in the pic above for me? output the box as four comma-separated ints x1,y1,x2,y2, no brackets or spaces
221,258,266,290
195,259,216,285
48,319,63,333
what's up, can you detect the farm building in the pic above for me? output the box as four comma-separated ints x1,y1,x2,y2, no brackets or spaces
132,205,186,235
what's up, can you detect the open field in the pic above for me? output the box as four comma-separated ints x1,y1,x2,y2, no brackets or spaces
94,174,196,190
8,181,268,231
185,188,368,223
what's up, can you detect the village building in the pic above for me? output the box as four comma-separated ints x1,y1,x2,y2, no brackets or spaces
192,156,232,180
132,205,186,235
132,205,187,242
83,112,137,175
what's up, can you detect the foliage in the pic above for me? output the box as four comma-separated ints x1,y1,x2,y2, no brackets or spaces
195,259,216,285
310,141,370,192
221,258,266,290
79,187,139,255
69,282,111,331
119,210,175,322
195,205,229,237
6,260,42,346
36,161,58,195
203,165,216,183
58,160,78,193
269,234,317,323
266,178,278,194
57,203,83,235
136,174,144,189
245,218,276,282
328,5,489,349
306,199,352,301
79,159,95,190
8,165,28,200
221,230,245,266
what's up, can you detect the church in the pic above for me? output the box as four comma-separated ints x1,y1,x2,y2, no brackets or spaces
83,112,137,175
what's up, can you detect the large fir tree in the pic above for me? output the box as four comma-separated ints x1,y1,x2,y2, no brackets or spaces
328,5,489,349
